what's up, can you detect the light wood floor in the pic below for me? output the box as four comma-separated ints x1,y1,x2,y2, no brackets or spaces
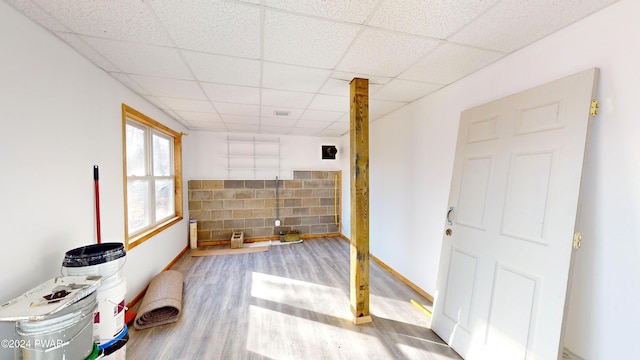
127,237,462,360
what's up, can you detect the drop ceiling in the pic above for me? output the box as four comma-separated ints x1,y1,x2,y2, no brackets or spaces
5,0,618,137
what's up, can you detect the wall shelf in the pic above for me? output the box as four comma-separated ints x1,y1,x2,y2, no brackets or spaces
226,136,281,179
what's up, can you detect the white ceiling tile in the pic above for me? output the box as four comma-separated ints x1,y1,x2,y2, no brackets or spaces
260,117,299,127
5,0,69,31
371,79,443,102
300,109,345,122
317,129,347,137
289,127,321,136
57,33,119,72
6,0,616,138
201,83,260,104
214,102,260,116
449,0,619,53
400,43,504,84
225,123,261,133
143,96,169,110
161,109,183,123
295,120,333,129
221,115,260,125
129,75,206,100
318,77,384,97
83,37,193,79
32,0,172,45
370,99,407,119
264,0,379,23
368,0,499,39
109,72,150,95
156,97,216,112
335,113,350,123
332,72,392,86
307,95,349,112
262,63,331,92
263,10,360,68
186,121,228,131
148,1,260,58
182,51,260,87
337,28,440,77
261,106,304,120
326,121,350,131
318,78,351,96
262,89,314,108
260,125,294,134
175,111,223,122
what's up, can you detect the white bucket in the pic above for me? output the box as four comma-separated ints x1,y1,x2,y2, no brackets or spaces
94,278,126,346
62,257,125,287
17,292,97,360
61,243,126,287
102,343,126,360
100,326,128,360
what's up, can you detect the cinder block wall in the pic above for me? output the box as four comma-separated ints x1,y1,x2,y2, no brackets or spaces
188,170,340,242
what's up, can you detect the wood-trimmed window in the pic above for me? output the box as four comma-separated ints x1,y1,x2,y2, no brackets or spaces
122,104,183,250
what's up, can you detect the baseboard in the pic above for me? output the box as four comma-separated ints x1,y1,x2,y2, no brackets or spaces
338,234,434,303
127,245,189,309
198,233,342,247
370,254,434,303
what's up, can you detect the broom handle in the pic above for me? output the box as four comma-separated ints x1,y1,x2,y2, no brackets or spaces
94,165,101,244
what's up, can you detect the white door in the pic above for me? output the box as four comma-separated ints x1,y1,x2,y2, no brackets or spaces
431,68,599,360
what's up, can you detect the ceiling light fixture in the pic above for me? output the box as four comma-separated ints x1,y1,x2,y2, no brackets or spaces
273,110,290,117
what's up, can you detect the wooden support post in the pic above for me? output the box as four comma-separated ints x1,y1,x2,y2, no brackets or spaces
349,78,371,325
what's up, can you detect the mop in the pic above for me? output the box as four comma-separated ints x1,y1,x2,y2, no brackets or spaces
95,166,137,324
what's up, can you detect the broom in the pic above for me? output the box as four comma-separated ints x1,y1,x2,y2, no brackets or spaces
95,165,138,324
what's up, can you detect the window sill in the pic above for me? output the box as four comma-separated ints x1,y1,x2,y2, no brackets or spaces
127,216,183,251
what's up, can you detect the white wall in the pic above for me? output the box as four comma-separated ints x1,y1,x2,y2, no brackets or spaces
339,133,351,237
2,0,636,357
0,2,189,351
184,131,342,180
359,0,638,358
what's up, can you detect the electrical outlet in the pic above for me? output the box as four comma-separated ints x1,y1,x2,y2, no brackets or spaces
275,219,281,226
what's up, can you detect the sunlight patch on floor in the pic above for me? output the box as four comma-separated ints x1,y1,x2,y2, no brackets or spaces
246,305,388,360
250,271,352,319
370,293,432,328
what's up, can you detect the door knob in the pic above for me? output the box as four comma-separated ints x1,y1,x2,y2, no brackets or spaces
447,207,455,225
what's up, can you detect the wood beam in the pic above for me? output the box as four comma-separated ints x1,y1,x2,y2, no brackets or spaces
349,78,371,325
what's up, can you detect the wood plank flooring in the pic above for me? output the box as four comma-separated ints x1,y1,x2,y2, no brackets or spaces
127,237,462,360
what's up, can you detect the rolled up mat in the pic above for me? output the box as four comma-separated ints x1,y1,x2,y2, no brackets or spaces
134,270,183,330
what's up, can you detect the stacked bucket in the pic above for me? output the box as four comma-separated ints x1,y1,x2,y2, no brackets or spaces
62,242,128,359
0,276,101,360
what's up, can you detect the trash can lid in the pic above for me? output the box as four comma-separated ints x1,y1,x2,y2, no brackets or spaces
62,242,126,267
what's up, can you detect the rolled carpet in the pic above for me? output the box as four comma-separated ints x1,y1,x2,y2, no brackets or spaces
134,270,183,330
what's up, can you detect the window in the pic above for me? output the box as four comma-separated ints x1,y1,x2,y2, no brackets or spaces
122,104,183,250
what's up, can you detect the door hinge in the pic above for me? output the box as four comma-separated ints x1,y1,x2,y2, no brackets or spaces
590,100,599,116
573,232,582,250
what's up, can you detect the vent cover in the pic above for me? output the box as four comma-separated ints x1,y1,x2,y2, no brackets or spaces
322,145,337,160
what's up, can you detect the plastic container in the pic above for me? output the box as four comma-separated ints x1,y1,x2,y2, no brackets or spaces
61,243,127,347
17,292,97,360
189,219,198,249
100,325,128,359
85,343,100,360
62,243,126,287
94,278,126,346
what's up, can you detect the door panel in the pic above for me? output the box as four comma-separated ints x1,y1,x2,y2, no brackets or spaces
432,69,599,360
